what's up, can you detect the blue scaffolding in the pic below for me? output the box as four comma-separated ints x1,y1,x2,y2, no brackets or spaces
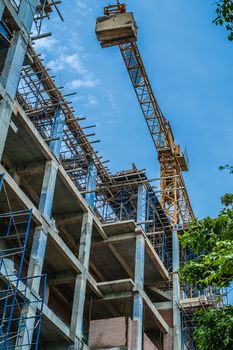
181,309,197,350
0,188,46,349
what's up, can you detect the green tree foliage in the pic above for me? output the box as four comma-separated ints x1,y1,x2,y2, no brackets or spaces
193,307,233,350
213,1,233,41
179,195,233,288
179,169,233,349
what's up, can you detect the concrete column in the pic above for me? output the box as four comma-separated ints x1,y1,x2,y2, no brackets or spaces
39,160,58,220
27,227,47,291
49,106,65,159
18,0,38,32
0,0,37,161
78,212,93,268
136,183,147,230
172,226,181,350
85,157,96,208
16,161,59,348
0,99,12,160
70,212,93,342
1,31,27,97
0,31,28,160
0,2,5,19
133,184,146,350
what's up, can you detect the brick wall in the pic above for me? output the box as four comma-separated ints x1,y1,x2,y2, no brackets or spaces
158,309,173,328
89,317,158,350
89,317,127,349
144,334,158,350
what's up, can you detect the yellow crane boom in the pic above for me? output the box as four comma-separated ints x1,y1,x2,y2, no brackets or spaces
96,2,194,225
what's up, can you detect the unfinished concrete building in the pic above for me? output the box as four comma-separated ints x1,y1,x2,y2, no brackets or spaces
0,1,223,350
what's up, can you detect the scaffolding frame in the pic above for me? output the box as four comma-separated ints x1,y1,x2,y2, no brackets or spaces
17,46,174,243
0,179,46,349
0,174,4,192
0,274,47,349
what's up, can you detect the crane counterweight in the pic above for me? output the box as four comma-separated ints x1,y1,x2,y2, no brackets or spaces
96,12,138,48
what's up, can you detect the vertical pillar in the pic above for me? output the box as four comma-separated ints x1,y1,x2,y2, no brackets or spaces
85,156,96,208
0,0,38,160
0,2,5,19
0,99,12,160
18,0,38,32
137,183,147,229
0,33,27,159
1,31,27,96
70,212,93,344
39,161,58,220
49,105,65,158
16,128,64,348
134,184,146,350
16,161,59,349
172,226,181,350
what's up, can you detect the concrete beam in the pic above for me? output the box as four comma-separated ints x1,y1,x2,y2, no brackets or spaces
140,290,170,334
153,302,173,310
108,244,134,278
90,261,107,281
19,176,40,204
97,278,135,294
148,286,172,301
0,164,42,225
100,291,132,301
145,237,170,281
92,232,136,246
48,272,77,286
43,304,71,340
56,212,83,226
16,161,45,176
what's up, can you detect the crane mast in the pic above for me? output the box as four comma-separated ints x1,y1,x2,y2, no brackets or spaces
96,2,194,225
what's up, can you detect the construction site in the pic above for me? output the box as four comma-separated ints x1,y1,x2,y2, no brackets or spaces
0,1,228,349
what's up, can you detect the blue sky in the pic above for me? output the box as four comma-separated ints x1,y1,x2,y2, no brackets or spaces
35,0,233,219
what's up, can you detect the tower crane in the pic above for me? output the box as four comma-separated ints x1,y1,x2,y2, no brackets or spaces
96,2,194,225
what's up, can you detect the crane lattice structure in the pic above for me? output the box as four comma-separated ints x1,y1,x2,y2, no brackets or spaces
96,2,194,225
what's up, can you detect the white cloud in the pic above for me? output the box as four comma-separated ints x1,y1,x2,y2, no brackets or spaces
87,95,98,107
47,53,87,75
72,94,98,107
67,78,100,89
75,0,93,15
34,36,58,51
75,0,87,10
